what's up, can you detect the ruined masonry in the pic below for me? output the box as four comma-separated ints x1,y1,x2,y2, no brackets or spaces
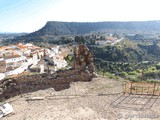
0,45,97,99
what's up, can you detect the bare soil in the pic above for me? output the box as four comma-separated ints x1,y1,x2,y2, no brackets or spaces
1,77,160,120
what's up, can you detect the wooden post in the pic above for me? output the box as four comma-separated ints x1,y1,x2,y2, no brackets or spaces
147,87,149,95
136,86,138,94
123,82,127,94
130,82,133,94
153,83,156,96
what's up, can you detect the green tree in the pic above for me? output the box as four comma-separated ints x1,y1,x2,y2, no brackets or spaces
75,36,86,44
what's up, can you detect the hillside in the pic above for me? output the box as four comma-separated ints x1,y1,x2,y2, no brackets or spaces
26,21,160,36
88,40,160,80
7,20,160,44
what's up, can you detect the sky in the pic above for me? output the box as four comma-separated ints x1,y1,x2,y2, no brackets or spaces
0,0,160,33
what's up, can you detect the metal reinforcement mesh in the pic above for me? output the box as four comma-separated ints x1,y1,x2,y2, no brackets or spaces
124,82,160,96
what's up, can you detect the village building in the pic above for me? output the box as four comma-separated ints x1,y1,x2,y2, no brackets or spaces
0,61,6,80
95,40,112,45
0,55,4,61
4,55,26,63
0,43,68,80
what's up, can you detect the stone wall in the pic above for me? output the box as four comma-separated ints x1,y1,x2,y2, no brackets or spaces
0,45,96,100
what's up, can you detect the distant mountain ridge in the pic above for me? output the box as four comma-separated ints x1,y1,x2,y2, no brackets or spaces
8,20,160,44
29,21,160,36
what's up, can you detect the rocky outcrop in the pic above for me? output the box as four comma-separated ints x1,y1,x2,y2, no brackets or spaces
73,44,96,77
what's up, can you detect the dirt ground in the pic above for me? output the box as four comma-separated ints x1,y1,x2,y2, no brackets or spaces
1,77,160,120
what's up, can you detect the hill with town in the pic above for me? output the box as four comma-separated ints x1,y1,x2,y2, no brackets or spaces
1,21,160,83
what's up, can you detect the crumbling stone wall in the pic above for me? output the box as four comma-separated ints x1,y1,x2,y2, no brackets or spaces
74,44,96,76
0,45,96,100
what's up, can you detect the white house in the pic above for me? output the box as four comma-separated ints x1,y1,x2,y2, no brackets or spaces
22,49,31,56
15,51,23,56
26,57,33,65
5,55,26,63
38,50,44,59
51,46,59,54
25,43,33,47
95,40,111,45
30,52,38,61
53,59,67,70
5,64,28,76
48,46,59,58
44,49,50,56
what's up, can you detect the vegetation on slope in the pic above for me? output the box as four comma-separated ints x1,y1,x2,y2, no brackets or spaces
89,40,160,81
